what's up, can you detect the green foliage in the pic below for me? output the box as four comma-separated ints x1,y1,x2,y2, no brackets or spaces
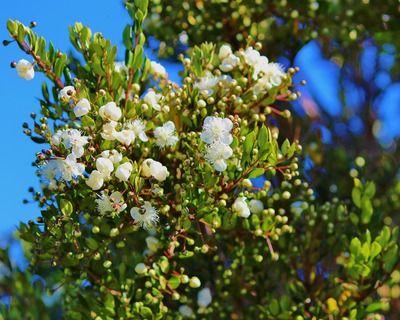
2,1,400,319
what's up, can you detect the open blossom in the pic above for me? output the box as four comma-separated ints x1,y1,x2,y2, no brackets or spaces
115,162,133,182
114,129,135,146
150,61,167,78
130,202,159,230
96,157,114,178
86,170,104,190
243,47,272,80
52,129,89,158
194,72,220,96
101,121,118,140
201,116,233,145
58,86,76,102
73,98,91,117
101,149,122,164
197,287,212,308
204,142,233,172
253,63,286,94
154,121,179,148
141,158,169,182
99,101,122,121
143,89,162,111
126,119,148,142
95,191,127,216
232,197,251,218
16,59,34,80
218,45,239,72
42,155,84,182
249,199,264,214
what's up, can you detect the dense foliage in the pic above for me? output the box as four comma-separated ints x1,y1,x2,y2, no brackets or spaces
1,0,399,319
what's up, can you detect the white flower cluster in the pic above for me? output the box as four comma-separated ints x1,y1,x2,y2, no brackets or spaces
36,86,180,229
41,129,89,186
97,99,178,148
243,47,286,95
201,116,234,172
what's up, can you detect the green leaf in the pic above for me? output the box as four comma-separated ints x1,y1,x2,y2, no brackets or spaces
168,276,181,289
158,256,170,273
132,44,144,69
269,299,280,316
81,115,95,127
350,237,361,257
383,244,398,272
352,187,361,208
370,242,382,260
364,181,376,198
241,130,256,166
122,25,132,48
60,199,73,215
17,23,25,43
361,198,373,224
248,168,265,179
85,238,98,250
139,306,153,320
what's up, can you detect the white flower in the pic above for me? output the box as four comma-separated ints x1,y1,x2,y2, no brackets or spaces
42,155,84,182
220,53,240,72
99,101,122,121
232,197,251,218
249,199,264,214
86,170,104,190
145,236,160,253
114,61,127,73
253,63,286,95
243,47,276,80
96,157,114,178
179,305,194,318
60,155,85,181
96,191,127,215
154,121,179,148
130,202,159,230
218,45,232,60
101,149,122,164
200,116,233,145
16,59,34,80
134,263,147,274
101,121,118,140
58,86,76,102
204,142,233,172
197,288,212,308
73,98,91,117
126,119,148,142
150,61,167,78
143,90,162,111
141,159,169,182
52,129,89,158
115,162,133,182
244,47,262,67
114,129,135,146
194,72,220,96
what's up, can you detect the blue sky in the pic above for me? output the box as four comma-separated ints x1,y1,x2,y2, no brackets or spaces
0,1,398,236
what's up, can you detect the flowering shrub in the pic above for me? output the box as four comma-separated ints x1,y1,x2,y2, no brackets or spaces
2,0,400,319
